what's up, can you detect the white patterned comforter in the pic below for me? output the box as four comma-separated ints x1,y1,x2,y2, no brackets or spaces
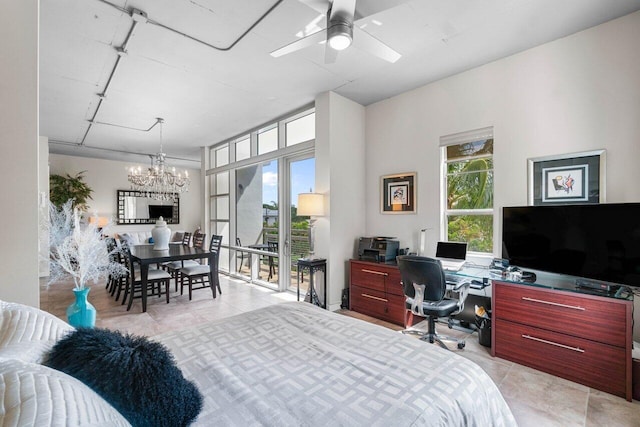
156,302,516,426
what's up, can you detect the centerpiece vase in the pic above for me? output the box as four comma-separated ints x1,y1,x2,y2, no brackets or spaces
66,287,96,328
152,216,171,250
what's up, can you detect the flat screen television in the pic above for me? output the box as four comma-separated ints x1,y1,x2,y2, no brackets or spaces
502,203,640,287
148,205,173,220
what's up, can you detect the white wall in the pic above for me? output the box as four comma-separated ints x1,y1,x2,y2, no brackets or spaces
48,154,202,236
365,11,640,338
39,137,50,277
316,92,366,309
365,11,640,257
0,0,40,307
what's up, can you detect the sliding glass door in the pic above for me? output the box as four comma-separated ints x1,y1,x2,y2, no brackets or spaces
286,156,315,293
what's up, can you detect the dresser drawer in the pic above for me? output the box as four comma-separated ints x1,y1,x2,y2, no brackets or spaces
350,285,388,319
493,282,628,347
494,319,628,398
385,293,406,325
350,264,389,293
386,269,404,297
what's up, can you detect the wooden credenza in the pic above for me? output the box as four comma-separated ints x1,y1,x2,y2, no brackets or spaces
349,260,405,326
492,280,633,400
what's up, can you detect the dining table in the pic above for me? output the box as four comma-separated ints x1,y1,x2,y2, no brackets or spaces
129,244,218,312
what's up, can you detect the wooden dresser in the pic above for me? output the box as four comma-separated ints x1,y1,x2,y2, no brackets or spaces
492,280,633,400
349,260,405,326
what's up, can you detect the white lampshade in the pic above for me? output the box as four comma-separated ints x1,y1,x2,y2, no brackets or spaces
297,193,324,217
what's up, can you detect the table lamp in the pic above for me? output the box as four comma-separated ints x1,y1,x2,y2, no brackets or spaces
297,192,324,260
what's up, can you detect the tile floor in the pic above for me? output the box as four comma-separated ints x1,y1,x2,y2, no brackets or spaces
40,275,640,426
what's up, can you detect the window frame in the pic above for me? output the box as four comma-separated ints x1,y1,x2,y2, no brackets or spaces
440,127,494,255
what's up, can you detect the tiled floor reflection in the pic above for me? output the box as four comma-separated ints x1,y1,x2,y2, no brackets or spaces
41,276,640,426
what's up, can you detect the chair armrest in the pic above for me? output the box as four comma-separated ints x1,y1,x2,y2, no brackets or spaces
450,281,470,315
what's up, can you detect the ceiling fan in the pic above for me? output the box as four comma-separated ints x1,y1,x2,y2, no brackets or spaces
270,0,405,63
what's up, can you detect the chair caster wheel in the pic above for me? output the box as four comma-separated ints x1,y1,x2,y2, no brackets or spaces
457,341,465,349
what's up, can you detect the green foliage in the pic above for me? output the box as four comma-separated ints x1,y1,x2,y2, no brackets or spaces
447,215,493,253
50,171,93,211
446,139,494,252
447,158,493,210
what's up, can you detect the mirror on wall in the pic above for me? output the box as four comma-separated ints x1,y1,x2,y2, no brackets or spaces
116,190,180,224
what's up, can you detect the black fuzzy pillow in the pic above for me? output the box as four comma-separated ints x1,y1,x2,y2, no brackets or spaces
44,328,203,427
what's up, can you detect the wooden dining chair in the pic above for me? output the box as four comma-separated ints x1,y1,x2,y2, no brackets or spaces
120,244,172,311
267,240,278,280
236,237,245,271
178,235,222,300
162,231,196,290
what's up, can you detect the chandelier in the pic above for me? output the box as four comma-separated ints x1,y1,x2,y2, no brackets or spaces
128,118,190,201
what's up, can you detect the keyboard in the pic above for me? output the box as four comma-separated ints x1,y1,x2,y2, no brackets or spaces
446,274,485,289
438,258,466,271
445,274,465,285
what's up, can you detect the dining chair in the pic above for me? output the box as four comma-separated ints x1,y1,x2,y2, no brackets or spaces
267,240,278,280
178,235,222,300
120,244,172,311
236,237,245,272
162,231,196,290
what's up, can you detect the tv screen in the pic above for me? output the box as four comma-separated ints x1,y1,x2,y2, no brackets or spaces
502,203,640,287
148,205,173,219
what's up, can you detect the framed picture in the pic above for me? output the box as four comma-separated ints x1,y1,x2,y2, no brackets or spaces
527,150,606,205
381,172,416,214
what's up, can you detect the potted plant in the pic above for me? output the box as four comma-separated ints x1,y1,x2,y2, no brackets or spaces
49,171,93,211
48,200,126,327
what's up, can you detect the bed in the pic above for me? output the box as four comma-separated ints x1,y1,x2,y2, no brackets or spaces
156,302,516,426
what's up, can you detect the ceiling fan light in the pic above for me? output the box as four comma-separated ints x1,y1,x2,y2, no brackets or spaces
327,22,353,51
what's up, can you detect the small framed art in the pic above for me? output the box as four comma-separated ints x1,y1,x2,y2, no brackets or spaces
381,172,416,214
527,150,606,205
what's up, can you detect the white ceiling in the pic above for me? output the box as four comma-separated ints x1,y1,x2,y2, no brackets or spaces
40,0,640,168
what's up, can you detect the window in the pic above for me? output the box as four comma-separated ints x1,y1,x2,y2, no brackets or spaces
286,112,315,146
441,127,494,253
207,106,314,282
235,136,250,161
257,125,278,155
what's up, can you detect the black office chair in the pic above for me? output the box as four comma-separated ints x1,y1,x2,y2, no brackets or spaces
397,255,470,350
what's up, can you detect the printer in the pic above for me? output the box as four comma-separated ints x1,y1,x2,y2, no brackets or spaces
358,237,400,262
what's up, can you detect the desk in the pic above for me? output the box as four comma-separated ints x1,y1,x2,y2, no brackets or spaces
297,258,327,309
130,245,217,312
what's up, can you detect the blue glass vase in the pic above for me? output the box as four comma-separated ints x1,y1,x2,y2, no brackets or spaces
67,287,96,328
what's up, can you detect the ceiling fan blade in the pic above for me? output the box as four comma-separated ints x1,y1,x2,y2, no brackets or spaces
352,26,401,63
353,0,409,21
298,0,331,14
270,30,327,58
329,0,356,21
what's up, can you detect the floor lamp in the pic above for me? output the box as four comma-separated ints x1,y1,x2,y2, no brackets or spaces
297,192,324,260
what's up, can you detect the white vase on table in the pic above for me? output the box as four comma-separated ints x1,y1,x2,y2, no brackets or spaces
152,216,171,250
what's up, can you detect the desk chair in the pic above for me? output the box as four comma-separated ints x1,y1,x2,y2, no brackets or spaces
397,255,470,350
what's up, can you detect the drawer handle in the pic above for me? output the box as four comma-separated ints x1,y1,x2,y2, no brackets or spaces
361,269,388,277
361,293,388,302
521,296,585,311
522,334,585,353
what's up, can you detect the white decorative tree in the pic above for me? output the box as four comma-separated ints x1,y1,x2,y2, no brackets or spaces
48,200,126,289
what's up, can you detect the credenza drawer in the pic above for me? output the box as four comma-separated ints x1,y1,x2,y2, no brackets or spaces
494,319,628,398
350,264,388,293
350,285,388,319
385,269,404,297
493,282,628,347
350,285,405,325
